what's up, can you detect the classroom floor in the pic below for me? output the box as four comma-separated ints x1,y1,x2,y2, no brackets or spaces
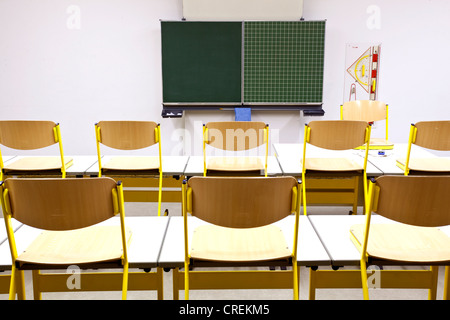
1,202,447,300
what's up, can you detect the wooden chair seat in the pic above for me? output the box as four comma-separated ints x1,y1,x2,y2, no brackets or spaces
304,158,362,172
16,226,132,269
396,157,450,172
190,224,291,262
350,223,450,263
207,156,264,172
102,156,160,171
3,157,73,172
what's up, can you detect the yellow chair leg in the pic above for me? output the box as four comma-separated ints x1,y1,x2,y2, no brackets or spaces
122,262,129,300
184,262,189,300
428,266,439,300
360,259,370,300
9,266,26,300
293,263,299,300
157,175,163,216
8,265,16,300
444,266,449,300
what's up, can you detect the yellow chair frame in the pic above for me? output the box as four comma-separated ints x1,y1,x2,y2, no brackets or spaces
301,120,371,216
400,121,450,176
0,177,129,300
181,176,301,300
202,121,269,177
0,120,70,180
351,175,450,300
340,100,391,150
95,121,163,215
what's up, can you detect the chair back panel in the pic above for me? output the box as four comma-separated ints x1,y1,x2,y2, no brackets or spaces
205,121,266,151
374,175,450,227
414,121,450,151
187,176,297,228
308,120,369,150
97,121,158,150
342,100,387,122
4,178,118,230
0,121,57,150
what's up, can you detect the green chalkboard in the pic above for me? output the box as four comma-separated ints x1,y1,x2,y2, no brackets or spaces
161,21,242,104
161,20,326,109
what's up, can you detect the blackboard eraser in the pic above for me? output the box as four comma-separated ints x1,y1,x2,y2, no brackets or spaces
303,109,325,116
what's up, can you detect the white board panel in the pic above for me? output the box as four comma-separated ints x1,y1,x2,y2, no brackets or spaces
182,0,303,21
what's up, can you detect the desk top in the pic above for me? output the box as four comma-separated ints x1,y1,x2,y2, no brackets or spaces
366,144,440,175
308,214,422,266
2,155,99,177
158,215,330,268
3,155,190,177
273,143,382,176
0,216,169,270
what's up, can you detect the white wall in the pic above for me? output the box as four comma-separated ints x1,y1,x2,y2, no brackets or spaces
1,0,450,156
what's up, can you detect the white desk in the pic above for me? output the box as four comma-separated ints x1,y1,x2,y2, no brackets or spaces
367,143,446,175
184,155,282,176
0,216,168,270
308,215,396,267
273,143,382,177
158,215,330,269
2,155,99,177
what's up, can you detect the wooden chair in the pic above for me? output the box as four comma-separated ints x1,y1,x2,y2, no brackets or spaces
340,100,392,150
203,121,269,177
0,120,72,180
350,175,450,300
95,121,163,215
302,120,371,215
0,177,130,300
181,176,301,299
396,121,450,175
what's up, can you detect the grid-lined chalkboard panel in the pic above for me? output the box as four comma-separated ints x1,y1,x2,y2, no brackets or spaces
243,21,325,104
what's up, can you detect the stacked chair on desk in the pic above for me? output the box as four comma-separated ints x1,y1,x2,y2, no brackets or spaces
95,120,163,215
350,175,450,300
0,120,72,180
301,120,371,215
396,120,450,175
340,100,393,150
202,121,269,177
181,176,301,299
0,177,130,300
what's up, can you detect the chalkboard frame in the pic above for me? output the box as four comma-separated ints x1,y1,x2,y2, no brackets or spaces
160,20,326,113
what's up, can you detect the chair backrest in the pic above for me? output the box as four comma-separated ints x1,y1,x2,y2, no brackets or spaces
204,121,267,151
371,175,450,227
0,120,58,150
411,121,450,151
96,121,159,150
306,120,370,150
185,176,298,228
1,177,120,230
341,100,387,122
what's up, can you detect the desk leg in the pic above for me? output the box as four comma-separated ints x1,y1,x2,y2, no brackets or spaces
32,270,42,300
308,268,317,300
172,268,180,300
444,266,449,300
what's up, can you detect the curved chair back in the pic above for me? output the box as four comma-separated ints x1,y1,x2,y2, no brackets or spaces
2,177,119,230
185,176,298,228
